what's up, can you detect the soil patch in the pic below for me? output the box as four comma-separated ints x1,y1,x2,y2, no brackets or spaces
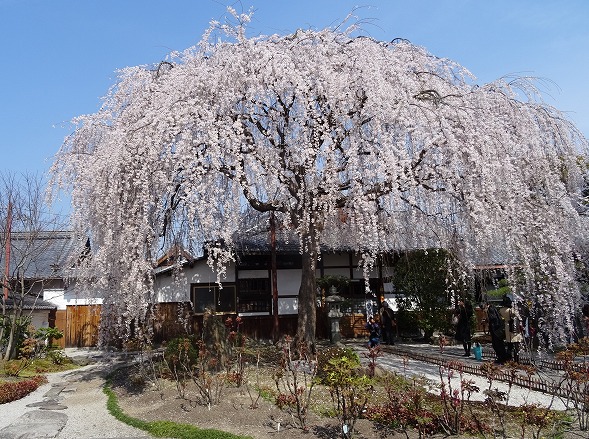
108,358,586,439
110,365,427,439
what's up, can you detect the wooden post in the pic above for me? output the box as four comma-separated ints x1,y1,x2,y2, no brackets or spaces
270,212,279,341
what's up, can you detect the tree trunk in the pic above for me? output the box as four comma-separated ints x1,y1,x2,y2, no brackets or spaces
295,229,318,355
4,308,20,360
0,298,5,352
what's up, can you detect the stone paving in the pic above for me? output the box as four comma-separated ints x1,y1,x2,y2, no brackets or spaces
0,349,152,439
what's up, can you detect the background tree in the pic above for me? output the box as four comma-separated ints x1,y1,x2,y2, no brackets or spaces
51,10,588,349
0,172,65,359
392,249,457,340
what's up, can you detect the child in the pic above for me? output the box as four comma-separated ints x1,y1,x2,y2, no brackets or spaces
365,316,381,348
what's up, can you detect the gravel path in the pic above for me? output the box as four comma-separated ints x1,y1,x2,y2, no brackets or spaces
371,346,569,410
0,350,152,439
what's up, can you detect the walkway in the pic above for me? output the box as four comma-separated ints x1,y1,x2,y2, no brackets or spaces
365,341,572,410
0,349,152,439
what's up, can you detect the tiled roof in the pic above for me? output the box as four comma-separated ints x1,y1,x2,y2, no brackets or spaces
4,294,57,310
3,231,84,279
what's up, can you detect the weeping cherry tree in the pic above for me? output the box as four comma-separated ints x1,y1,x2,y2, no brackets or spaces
51,10,588,349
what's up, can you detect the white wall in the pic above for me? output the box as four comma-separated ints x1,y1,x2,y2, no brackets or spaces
43,289,67,310
28,310,50,330
153,252,380,316
278,297,298,314
276,270,301,296
44,288,102,310
155,262,236,303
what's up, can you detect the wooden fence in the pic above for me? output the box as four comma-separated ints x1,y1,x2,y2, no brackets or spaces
52,302,330,347
151,302,327,343
54,305,101,348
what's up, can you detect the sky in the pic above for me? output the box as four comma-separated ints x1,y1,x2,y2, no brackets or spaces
1,0,588,187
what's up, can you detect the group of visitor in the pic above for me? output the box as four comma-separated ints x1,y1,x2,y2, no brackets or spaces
366,294,525,364
485,294,523,363
455,294,523,363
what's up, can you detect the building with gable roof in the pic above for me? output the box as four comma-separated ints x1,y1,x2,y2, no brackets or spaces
1,231,98,348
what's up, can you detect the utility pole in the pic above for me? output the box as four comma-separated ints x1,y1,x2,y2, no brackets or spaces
0,201,12,351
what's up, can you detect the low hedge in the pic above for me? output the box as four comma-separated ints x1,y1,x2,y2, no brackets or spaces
0,375,48,404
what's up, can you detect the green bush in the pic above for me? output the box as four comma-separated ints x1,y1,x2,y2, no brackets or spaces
321,352,374,439
163,337,199,369
47,349,70,365
486,278,511,300
3,359,30,377
34,327,64,342
316,346,359,381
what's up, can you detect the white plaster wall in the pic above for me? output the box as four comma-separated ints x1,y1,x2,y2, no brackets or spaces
154,272,190,303
44,288,103,310
278,297,297,314
383,282,395,293
43,289,67,310
155,261,237,303
29,311,50,330
238,270,269,279
64,291,104,307
276,270,301,296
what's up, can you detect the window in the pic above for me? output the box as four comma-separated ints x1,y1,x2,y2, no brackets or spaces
191,284,236,314
238,278,271,313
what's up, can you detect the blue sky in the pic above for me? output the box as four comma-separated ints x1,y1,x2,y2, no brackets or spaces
1,0,588,180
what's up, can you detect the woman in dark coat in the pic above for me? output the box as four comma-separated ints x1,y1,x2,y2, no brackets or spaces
455,300,473,356
485,301,508,363
379,301,396,345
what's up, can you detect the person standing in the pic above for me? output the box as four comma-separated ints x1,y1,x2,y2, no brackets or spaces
455,300,473,356
582,304,589,338
485,302,508,364
499,294,523,362
379,301,396,345
365,316,381,348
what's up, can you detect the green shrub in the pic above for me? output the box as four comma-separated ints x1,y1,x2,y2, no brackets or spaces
163,337,199,369
34,327,64,344
3,359,30,377
18,338,39,359
486,278,511,300
47,349,69,365
316,346,359,381
321,353,374,438
0,375,47,403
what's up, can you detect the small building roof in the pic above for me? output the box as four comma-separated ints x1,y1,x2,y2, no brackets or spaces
4,294,57,311
3,231,85,280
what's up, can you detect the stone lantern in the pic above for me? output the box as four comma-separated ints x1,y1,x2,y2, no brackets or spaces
325,285,344,344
